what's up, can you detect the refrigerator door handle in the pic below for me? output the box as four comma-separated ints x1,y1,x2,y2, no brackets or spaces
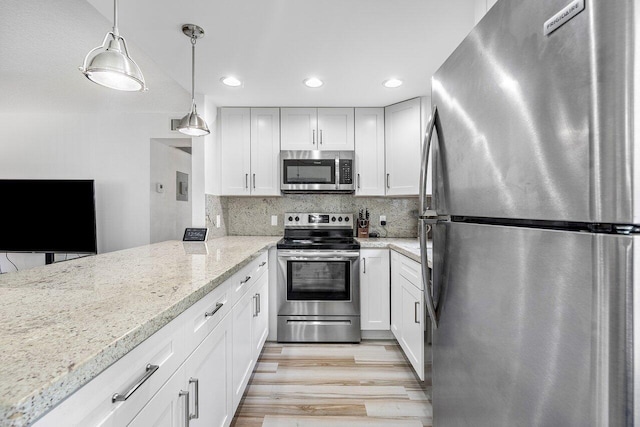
420,219,438,329
420,105,438,215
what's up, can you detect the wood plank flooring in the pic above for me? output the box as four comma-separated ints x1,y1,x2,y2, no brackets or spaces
231,340,432,427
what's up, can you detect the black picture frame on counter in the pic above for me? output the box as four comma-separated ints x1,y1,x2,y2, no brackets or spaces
182,228,208,242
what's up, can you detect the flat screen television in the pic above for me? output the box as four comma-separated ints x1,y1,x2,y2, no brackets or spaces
0,179,97,254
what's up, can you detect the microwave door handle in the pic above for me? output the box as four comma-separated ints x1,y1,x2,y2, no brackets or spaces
335,155,340,189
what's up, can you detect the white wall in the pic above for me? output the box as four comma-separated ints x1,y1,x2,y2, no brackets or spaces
0,0,194,272
150,141,193,243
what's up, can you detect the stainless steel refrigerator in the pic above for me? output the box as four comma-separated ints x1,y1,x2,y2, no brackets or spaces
418,0,639,425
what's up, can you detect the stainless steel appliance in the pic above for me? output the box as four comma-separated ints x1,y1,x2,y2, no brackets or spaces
419,1,639,425
277,212,361,342
280,151,355,193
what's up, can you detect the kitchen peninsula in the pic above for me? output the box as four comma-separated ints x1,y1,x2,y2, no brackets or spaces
0,236,279,427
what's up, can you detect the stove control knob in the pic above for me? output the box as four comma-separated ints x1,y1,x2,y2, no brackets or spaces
331,216,336,222
288,216,293,222
295,216,300,222
338,216,343,222
344,217,349,222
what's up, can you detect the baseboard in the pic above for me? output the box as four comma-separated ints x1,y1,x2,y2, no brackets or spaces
361,330,394,340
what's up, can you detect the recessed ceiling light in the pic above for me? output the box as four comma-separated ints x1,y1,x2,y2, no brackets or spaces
220,76,242,87
303,77,324,88
383,78,403,88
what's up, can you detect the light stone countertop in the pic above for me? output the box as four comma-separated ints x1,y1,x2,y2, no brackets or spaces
357,238,432,267
0,236,280,427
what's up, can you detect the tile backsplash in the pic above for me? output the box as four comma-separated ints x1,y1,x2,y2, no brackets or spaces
206,194,420,238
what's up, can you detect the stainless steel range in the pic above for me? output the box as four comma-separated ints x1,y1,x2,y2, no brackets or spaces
277,212,361,343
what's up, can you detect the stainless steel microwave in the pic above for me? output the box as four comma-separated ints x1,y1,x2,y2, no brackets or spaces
280,151,355,193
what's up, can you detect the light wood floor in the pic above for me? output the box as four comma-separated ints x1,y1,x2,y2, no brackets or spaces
231,340,432,427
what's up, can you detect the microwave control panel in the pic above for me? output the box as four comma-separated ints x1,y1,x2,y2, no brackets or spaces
339,160,353,184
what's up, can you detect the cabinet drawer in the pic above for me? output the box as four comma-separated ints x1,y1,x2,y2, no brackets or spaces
34,315,187,427
230,252,268,307
392,250,422,290
184,280,231,352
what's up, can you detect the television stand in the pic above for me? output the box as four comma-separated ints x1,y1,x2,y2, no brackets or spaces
45,253,54,265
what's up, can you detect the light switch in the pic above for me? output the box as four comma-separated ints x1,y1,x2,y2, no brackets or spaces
271,215,278,226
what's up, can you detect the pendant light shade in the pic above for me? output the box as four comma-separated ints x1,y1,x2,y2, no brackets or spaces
177,24,210,137
79,0,147,92
178,102,210,136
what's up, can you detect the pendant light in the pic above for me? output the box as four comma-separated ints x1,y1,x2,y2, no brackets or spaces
177,24,210,136
79,0,147,92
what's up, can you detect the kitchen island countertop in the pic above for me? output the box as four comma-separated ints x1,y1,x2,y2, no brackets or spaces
0,236,280,427
357,237,432,267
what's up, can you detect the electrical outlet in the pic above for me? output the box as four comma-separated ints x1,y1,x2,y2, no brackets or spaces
380,215,387,226
271,215,278,226
216,215,221,228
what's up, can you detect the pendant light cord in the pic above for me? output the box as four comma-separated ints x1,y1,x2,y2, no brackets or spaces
191,36,197,104
112,0,120,36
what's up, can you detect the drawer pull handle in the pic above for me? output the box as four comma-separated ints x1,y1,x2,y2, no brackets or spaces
112,364,159,403
257,293,261,314
253,294,259,317
179,390,190,426
259,261,267,267
414,301,420,324
241,275,251,285
204,302,224,318
189,377,199,419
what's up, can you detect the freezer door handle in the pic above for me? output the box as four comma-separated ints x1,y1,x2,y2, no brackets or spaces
420,219,438,329
419,105,438,214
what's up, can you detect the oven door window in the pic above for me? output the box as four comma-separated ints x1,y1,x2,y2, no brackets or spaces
287,260,350,301
283,159,335,184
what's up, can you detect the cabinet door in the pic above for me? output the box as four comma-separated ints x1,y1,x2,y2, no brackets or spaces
250,108,280,196
281,108,317,150
221,108,251,195
251,271,269,356
232,289,255,412
360,249,390,330
317,108,354,150
385,98,421,195
355,108,385,196
390,252,401,339
187,315,233,427
399,277,424,381
128,365,186,427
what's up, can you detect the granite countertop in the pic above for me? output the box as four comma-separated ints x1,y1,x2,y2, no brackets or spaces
0,236,280,427
357,238,432,267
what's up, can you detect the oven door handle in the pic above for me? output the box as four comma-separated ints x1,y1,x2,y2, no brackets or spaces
277,250,360,259
279,256,358,262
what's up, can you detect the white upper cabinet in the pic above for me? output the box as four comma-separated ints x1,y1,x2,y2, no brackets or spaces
317,108,354,150
281,108,354,151
250,108,280,196
354,108,385,196
220,108,251,195
280,108,317,150
385,98,422,196
220,107,280,196
474,0,499,24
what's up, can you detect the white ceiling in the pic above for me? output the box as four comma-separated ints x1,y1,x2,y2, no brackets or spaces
86,0,478,107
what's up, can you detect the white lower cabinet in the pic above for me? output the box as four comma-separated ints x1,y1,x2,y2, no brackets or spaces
390,250,424,381
360,249,390,330
128,363,188,427
252,272,269,356
232,266,269,412
232,281,257,412
34,253,269,427
129,314,233,427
